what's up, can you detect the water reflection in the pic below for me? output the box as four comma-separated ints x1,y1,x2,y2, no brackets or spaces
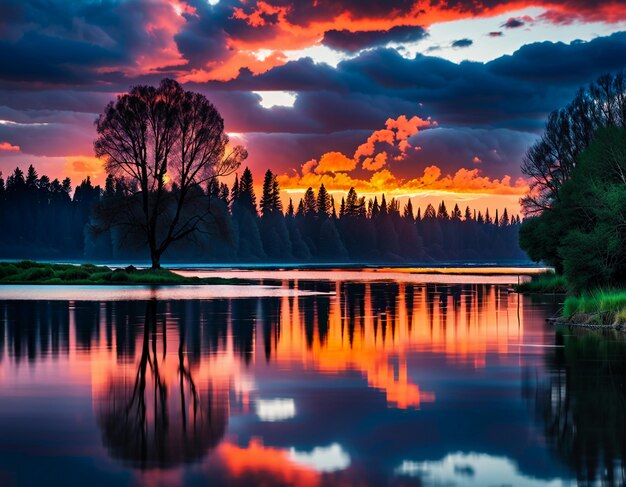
527,328,626,486
0,278,589,486
94,299,229,469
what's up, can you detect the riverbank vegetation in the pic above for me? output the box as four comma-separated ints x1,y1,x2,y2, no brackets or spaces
518,71,626,325
0,261,236,285
515,271,567,293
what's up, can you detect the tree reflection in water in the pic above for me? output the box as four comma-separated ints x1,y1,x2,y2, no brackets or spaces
526,328,626,486
94,299,228,469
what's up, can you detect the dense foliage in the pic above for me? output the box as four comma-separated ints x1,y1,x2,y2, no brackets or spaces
0,165,526,263
519,71,626,292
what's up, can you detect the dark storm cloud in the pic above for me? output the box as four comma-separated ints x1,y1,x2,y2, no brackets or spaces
193,32,626,178
1,0,626,183
451,38,473,48
322,25,428,52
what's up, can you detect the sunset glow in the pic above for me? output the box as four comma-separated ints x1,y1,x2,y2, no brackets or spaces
0,0,625,214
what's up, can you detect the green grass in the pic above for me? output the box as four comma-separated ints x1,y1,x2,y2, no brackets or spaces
0,261,242,286
515,271,568,293
562,289,626,326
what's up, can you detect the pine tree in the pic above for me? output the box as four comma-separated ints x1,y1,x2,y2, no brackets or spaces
464,206,472,221
286,198,294,217
451,203,462,220
62,177,72,195
316,183,331,218
238,167,256,213
331,195,337,219
477,211,484,224
403,198,414,220
416,207,421,221
499,208,509,227
437,200,449,219
302,187,316,216
296,198,305,216
218,183,229,203
388,197,399,216
260,169,275,217
345,187,360,217
423,204,436,219
271,176,282,213
494,209,499,227
339,197,346,218
380,194,388,216
26,165,38,188
484,209,491,224
371,196,380,218
230,174,240,203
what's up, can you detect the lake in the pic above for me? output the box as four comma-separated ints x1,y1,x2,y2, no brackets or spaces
0,269,624,486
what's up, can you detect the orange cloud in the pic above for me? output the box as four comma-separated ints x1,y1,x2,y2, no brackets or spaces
217,439,320,487
278,163,528,196
0,142,19,151
354,128,395,160
301,159,317,175
64,155,105,184
362,152,387,171
315,151,357,173
354,115,434,164
278,113,527,196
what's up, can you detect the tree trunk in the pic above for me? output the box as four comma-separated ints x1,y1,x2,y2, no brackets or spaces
151,250,161,270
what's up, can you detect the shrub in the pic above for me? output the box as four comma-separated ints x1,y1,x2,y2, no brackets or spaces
60,268,91,281
110,271,129,282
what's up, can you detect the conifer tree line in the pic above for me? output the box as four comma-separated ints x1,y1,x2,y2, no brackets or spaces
0,164,527,262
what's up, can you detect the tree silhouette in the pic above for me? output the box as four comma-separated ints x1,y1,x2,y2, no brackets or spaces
93,78,246,268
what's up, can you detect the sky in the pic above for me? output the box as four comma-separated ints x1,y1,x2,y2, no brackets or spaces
0,0,625,214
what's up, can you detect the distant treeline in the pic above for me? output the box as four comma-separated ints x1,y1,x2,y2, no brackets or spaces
0,165,527,263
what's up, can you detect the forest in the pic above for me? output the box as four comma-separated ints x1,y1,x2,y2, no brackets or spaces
0,164,526,264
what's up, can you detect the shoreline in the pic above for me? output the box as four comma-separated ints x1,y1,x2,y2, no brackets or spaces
547,317,626,331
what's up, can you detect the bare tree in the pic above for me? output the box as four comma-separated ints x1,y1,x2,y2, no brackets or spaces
521,71,626,215
94,79,246,268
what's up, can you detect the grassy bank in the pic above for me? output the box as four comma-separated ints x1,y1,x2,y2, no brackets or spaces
515,271,568,293
562,290,626,326
513,271,626,327
0,261,241,285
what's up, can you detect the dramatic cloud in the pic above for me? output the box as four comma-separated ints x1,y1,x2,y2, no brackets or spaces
276,115,526,197
322,25,427,52
277,164,528,196
1,0,626,208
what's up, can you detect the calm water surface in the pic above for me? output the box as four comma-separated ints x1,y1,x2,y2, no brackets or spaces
0,269,624,486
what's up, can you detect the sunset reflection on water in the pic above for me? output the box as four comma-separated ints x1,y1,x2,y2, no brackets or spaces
0,271,577,486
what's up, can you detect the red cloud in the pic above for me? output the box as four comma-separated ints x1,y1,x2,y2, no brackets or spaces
0,142,20,152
